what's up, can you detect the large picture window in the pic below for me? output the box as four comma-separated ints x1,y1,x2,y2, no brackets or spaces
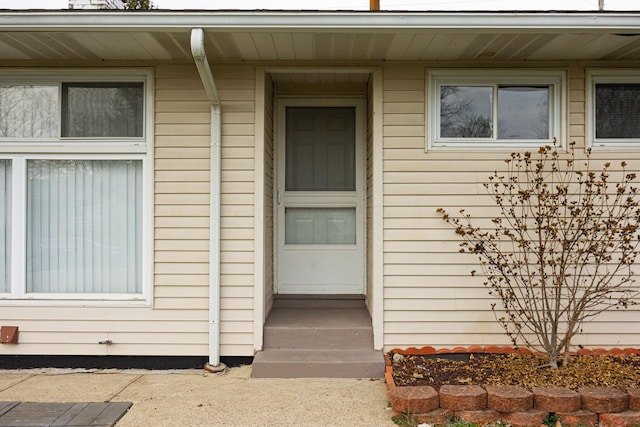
428,70,565,149
0,70,151,301
26,160,142,294
588,70,640,147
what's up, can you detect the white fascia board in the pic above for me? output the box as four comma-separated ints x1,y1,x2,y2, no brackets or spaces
1,11,640,33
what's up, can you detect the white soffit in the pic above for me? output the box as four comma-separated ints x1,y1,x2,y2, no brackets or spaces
1,11,640,61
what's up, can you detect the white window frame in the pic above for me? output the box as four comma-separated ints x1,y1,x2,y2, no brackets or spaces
427,69,566,150
0,69,153,305
587,69,640,149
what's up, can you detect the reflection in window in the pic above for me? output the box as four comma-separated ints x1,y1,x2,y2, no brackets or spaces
62,83,144,138
595,83,640,139
0,85,59,138
285,208,356,245
26,160,142,294
0,160,10,292
498,86,549,140
440,85,551,140
440,86,492,138
285,107,356,191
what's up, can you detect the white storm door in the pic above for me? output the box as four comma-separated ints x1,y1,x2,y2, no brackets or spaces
276,100,364,295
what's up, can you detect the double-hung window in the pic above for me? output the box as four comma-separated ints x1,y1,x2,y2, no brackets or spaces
428,70,565,149
587,69,640,148
0,69,152,302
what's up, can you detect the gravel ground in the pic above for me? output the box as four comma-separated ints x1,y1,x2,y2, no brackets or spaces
0,365,394,426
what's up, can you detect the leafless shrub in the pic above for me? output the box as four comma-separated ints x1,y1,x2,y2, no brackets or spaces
437,140,640,368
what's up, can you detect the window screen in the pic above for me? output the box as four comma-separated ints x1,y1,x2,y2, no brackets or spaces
595,83,640,139
285,107,356,191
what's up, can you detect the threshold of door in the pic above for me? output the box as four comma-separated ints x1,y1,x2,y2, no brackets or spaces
273,294,365,309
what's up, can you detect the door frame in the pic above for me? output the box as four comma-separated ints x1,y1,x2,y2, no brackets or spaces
273,97,366,295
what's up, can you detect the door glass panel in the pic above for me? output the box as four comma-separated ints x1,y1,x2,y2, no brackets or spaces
285,208,356,245
285,107,355,191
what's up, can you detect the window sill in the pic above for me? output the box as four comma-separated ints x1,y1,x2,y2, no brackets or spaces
0,296,150,307
428,141,561,151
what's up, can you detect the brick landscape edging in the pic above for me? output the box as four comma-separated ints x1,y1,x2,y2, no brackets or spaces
386,347,640,427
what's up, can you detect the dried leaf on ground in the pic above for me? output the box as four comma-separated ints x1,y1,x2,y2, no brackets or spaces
390,353,640,391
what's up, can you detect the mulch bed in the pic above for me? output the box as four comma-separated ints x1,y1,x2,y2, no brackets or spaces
390,352,640,391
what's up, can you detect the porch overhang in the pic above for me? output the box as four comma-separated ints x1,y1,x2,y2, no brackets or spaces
1,10,640,62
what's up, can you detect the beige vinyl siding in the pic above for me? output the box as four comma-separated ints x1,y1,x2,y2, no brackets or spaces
381,62,640,351
263,73,275,317
0,64,257,357
154,65,211,355
156,65,256,356
366,74,375,311
0,64,207,357
216,66,256,356
0,305,208,356
155,66,211,338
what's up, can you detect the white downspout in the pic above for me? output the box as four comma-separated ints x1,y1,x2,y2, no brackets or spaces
191,28,225,372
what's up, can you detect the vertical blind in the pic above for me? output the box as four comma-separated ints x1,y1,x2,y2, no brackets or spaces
0,160,10,293
26,160,142,293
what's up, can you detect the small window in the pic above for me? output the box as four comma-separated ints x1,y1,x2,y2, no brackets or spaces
62,83,144,138
0,85,59,138
440,86,493,138
428,70,564,149
588,70,640,147
0,79,145,143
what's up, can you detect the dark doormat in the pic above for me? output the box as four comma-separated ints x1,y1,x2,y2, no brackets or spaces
0,401,132,426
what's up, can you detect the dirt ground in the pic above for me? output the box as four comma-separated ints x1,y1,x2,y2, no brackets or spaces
390,353,640,391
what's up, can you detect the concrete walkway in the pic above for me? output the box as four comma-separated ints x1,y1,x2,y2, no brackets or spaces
0,365,394,426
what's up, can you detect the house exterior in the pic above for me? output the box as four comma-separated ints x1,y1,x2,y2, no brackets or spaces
0,8,639,372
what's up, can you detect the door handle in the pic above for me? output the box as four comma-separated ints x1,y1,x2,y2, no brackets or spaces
277,190,282,205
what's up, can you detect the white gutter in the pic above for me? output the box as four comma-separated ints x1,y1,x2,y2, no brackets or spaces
2,11,640,32
190,27,225,373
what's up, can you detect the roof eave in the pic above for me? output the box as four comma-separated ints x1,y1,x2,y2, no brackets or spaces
1,10,640,32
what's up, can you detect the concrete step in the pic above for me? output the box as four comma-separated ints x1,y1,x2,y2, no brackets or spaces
251,348,385,378
254,301,382,378
263,307,374,350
